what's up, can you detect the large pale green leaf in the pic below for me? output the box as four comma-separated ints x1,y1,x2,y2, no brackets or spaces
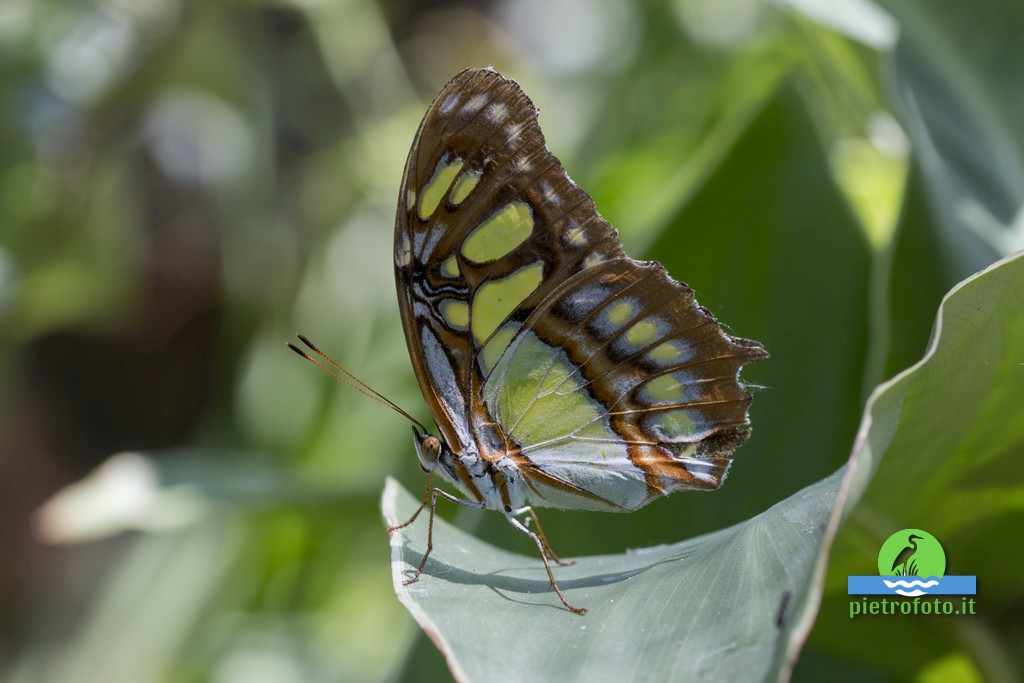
385,252,1024,683
796,251,1024,679
383,472,840,683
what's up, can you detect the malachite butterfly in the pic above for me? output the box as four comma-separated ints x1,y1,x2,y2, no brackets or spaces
292,67,766,614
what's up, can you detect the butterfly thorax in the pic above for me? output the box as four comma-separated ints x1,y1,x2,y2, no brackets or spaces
419,430,527,512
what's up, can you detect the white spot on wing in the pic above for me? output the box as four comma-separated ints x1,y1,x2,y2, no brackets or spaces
396,231,412,267
561,283,610,318
514,156,532,174
564,221,587,247
506,122,525,144
463,93,488,114
486,102,509,123
540,180,560,206
440,93,460,113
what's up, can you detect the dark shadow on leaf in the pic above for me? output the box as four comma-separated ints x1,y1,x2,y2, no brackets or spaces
395,536,699,597
486,586,568,612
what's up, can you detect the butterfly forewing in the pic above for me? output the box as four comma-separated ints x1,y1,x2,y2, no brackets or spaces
395,68,766,511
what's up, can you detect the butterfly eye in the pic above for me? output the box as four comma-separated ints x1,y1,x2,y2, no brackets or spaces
423,436,442,459
415,434,443,472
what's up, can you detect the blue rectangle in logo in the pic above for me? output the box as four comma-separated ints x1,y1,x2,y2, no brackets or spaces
848,576,976,595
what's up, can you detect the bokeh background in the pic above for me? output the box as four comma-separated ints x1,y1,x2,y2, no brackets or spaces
2,1,1021,681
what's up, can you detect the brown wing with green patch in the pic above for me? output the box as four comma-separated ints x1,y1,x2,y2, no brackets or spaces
394,68,766,508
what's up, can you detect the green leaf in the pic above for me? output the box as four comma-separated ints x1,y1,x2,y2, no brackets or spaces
384,252,1024,683
382,471,840,683
880,1,1024,375
799,251,1024,679
880,170,944,376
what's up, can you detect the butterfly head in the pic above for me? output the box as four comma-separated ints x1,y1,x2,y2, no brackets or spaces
412,425,447,473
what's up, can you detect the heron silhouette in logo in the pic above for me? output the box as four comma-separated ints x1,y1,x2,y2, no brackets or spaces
890,534,923,576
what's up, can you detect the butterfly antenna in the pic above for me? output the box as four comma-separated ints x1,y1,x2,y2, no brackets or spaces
288,335,428,432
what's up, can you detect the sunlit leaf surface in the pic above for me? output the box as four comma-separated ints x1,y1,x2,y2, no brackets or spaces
383,473,838,683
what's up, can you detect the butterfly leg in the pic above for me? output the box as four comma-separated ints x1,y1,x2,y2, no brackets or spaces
389,475,484,586
509,506,574,567
387,474,434,534
505,515,587,615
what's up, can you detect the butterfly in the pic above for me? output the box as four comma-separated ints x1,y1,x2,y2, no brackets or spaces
291,67,766,615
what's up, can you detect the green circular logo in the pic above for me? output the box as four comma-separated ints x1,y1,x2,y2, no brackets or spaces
877,529,945,577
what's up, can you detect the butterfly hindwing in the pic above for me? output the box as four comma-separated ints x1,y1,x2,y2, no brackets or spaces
484,259,766,510
395,68,766,511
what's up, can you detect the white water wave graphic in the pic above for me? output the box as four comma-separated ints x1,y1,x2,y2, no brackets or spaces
883,578,939,596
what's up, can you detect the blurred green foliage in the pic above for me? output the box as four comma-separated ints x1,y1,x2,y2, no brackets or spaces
1,1,1021,682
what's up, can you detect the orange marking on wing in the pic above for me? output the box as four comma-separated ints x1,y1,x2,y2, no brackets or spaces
510,453,626,510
